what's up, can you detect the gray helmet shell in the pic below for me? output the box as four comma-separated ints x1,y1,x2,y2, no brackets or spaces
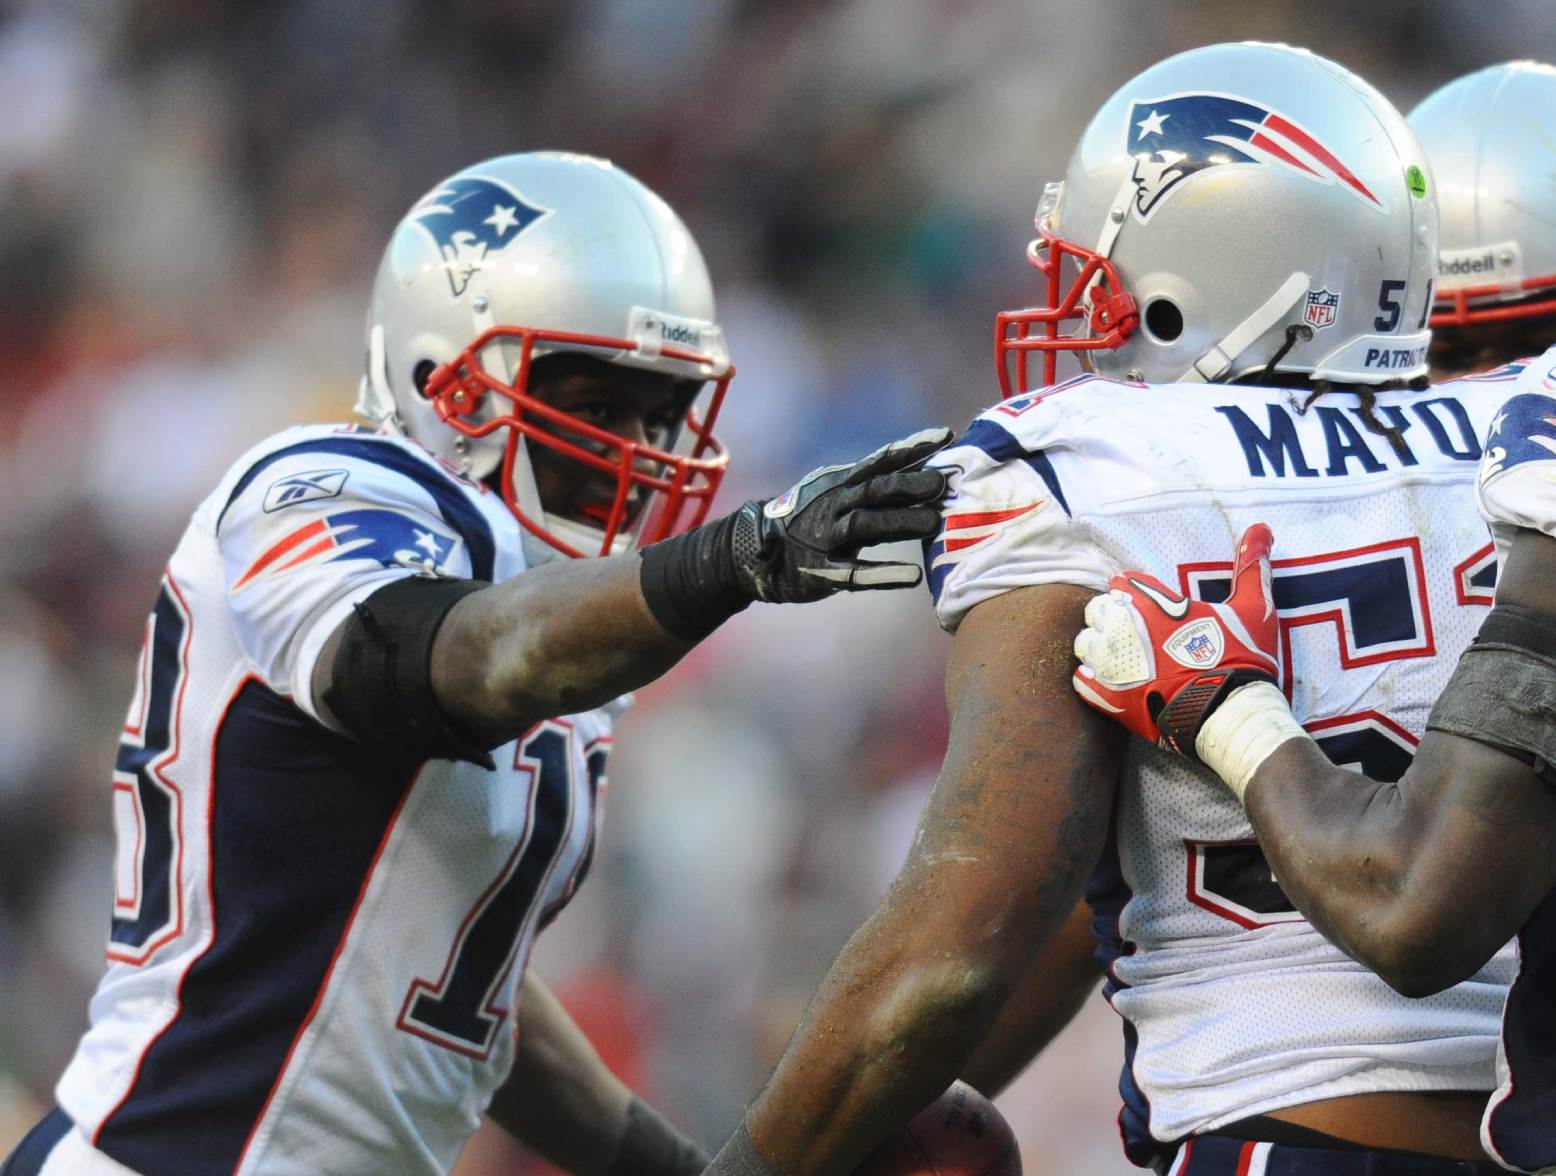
356,152,730,560
1025,43,1437,387
1409,61,1556,324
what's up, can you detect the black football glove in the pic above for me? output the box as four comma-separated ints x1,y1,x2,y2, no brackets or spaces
729,426,954,603
639,427,955,639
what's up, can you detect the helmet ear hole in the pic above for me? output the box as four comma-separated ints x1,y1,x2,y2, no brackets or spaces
412,359,438,399
1143,298,1184,344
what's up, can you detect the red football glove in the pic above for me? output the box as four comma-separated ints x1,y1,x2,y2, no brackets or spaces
1072,524,1281,757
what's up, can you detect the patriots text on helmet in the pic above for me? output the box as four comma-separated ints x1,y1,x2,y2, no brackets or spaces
1363,345,1428,370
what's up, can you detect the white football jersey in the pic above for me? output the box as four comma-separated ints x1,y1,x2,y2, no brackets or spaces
1469,347,1556,1174
926,368,1531,1162
52,425,619,1175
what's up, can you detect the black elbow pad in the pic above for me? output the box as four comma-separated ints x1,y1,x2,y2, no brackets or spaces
1427,603,1556,782
323,576,494,768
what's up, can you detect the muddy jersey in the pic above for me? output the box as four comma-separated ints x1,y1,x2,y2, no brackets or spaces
54,424,618,1176
925,370,1526,1163
1470,347,1556,1174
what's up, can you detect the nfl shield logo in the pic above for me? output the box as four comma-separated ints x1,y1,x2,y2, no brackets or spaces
1184,633,1215,664
1304,288,1340,330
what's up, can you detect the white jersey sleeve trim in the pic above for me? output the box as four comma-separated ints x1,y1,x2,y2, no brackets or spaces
925,408,1113,631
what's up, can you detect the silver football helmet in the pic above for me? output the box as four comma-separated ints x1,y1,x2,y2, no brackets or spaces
1409,61,1556,328
998,42,1438,392
357,151,733,561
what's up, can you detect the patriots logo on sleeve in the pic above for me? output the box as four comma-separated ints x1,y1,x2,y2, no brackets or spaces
411,176,551,297
233,509,460,591
924,502,1040,602
1127,94,1381,220
1480,393,1556,483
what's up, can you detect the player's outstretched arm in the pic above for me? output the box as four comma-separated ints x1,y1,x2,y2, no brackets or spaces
957,899,1102,1099
704,585,1120,1176
1074,525,1556,997
488,971,707,1176
312,428,951,753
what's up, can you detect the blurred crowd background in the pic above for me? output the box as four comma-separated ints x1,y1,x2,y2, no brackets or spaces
0,1,1548,1171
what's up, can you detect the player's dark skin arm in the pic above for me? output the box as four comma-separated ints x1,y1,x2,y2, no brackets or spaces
310,365,948,749
958,899,1102,1098
1242,527,1556,997
486,970,635,1173
311,554,691,746
433,555,692,743
733,585,1119,1174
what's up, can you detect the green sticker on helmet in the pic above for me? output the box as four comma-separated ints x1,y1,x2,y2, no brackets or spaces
1407,164,1427,198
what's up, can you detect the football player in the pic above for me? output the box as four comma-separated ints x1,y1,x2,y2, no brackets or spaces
703,44,1520,1176
1417,62,1556,379
0,152,953,1176
956,58,1556,1117
1072,62,1556,1175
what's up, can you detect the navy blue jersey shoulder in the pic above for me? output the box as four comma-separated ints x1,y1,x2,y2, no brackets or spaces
218,436,496,580
955,417,1072,516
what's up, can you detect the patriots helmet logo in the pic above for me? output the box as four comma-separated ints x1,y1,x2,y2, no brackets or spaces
1127,94,1382,220
411,176,550,297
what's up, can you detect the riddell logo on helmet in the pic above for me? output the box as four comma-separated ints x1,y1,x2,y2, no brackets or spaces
1439,251,1496,277
659,322,702,347
1438,244,1519,279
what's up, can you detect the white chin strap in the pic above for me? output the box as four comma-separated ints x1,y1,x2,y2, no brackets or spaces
356,324,402,430
544,515,632,560
1180,271,1311,383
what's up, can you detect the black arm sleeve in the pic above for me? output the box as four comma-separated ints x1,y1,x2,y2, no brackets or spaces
322,576,495,767
1427,604,1556,782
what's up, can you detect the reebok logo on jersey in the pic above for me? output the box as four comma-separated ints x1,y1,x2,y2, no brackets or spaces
263,469,350,513
233,509,459,591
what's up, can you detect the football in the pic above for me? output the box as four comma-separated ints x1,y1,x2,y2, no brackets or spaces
855,1081,1021,1176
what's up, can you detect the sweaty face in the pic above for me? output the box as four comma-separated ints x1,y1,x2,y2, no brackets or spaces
522,354,698,531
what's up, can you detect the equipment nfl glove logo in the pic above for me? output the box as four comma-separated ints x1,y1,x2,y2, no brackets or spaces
1164,618,1225,669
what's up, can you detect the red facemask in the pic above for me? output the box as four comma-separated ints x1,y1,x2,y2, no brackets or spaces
1431,273,1556,328
424,325,733,558
994,221,1140,397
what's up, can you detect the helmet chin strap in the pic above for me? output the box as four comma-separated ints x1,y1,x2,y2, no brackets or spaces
1180,271,1311,383
356,324,404,430
545,514,632,559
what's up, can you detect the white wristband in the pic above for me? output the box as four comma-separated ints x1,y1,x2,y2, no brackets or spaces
1194,680,1309,804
